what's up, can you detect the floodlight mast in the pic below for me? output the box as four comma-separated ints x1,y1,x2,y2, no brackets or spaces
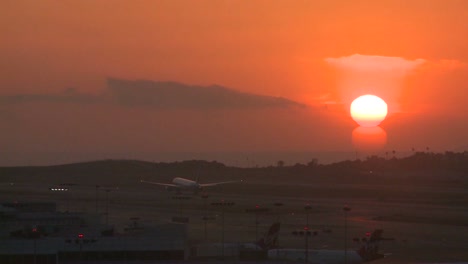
304,204,312,263
211,200,235,260
343,205,351,264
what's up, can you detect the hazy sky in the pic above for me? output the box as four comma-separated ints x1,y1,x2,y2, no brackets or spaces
1,0,467,165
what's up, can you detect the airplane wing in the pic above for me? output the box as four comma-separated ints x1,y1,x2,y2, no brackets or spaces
140,180,178,187
199,180,242,187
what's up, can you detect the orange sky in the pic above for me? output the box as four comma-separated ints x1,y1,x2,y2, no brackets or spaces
0,0,467,165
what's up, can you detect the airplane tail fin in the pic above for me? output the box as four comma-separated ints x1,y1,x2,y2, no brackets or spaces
256,222,281,250
357,229,386,261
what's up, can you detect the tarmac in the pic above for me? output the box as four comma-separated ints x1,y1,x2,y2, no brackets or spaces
1,177,467,263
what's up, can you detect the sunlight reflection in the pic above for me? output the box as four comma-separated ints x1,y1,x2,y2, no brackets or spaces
352,126,387,152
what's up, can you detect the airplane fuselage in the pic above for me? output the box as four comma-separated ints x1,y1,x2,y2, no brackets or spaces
172,177,200,190
141,176,240,194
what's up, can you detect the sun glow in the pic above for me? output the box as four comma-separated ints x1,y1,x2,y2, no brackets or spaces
350,95,388,127
352,126,387,152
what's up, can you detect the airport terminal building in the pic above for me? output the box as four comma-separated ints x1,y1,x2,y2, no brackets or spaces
0,202,188,263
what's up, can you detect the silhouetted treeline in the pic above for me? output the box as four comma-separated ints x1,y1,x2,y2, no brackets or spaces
0,152,466,186
258,151,468,184
357,151,467,171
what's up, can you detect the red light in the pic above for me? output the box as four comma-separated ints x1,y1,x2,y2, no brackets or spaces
365,232,371,237
303,226,309,231
255,205,259,209
78,234,84,239
32,228,37,232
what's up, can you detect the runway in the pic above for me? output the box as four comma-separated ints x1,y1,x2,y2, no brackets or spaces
1,175,467,263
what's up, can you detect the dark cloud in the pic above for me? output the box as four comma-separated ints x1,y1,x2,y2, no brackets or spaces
107,78,306,109
0,78,306,110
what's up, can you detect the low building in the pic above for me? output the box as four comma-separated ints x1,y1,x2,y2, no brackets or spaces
0,202,188,263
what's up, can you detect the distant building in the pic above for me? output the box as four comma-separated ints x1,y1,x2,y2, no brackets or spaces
0,202,188,263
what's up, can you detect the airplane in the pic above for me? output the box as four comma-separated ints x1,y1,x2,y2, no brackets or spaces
193,222,281,259
268,229,390,264
140,177,242,194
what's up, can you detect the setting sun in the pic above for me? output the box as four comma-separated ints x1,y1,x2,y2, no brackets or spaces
350,94,388,127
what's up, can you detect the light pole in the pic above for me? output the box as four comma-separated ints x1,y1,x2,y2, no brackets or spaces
255,205,260,241
343,205,351,264
77,233,84,260
171,195,191,223
273,202,284,249
95,185,100,214
105,189,111,226
211,200,235,260
32,227,39,264
201,193,209,241
304,204,312,263
273,202,284,221
245,204,269,242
